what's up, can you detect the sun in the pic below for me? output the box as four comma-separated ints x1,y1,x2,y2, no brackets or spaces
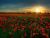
35,8,40,13
31,6,46,13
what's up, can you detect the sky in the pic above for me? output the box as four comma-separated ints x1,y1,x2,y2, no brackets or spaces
0,0,50,12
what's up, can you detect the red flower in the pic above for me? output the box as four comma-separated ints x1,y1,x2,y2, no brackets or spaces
40,16,44,20
47,23,50,25
0,22,2,26
3,17,8,20
20,24,22,27
45,22,48,24
23,18,26,21
46,25,49,29
41,28,45,33
21,26,25,30
0,17,2,21
0,24,2,27
0,17,3,24
24,32,26,38
10,24,14,27
29,25,32,30
40,21,43,24
22,28,25,30
13,27,17,32
49,26,50,28
33,27,36,31
42,33,49,38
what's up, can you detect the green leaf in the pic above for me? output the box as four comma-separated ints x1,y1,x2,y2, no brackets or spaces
8,17,12,21
36,29,40,33
17,21,21,26
32,24,35,28
14,30,21,38
0,28,9,38
27,21,31,26
25,29,30,38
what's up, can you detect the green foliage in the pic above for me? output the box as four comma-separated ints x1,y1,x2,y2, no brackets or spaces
25,29,30,38
36,28,40,33
14,30,21,38
0,28,9,38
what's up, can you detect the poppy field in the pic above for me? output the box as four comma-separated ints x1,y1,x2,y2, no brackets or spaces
0,15,50,38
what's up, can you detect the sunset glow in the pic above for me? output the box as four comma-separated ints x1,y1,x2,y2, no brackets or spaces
31,6,47,13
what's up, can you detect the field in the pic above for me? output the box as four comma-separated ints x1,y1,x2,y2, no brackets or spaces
0,12,50,38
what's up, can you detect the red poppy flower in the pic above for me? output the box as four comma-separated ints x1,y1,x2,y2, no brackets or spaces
41,28,45,33
13,27,17,32
0,22,3,26
42,33,49,38
10,24,14,27
20,24,22,27
29,25,32,30
46,25,49,29
21,28,25,30
40,16,44,20
3,17,8,20
49,26,50,28
24,32,26,37
21,26,25,30
23,18,26,21
33,27,36,31
40,21,43,24
0,17,2,21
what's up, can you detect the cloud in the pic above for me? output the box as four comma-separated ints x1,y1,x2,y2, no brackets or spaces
0,4,32,12
0,0,50,12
